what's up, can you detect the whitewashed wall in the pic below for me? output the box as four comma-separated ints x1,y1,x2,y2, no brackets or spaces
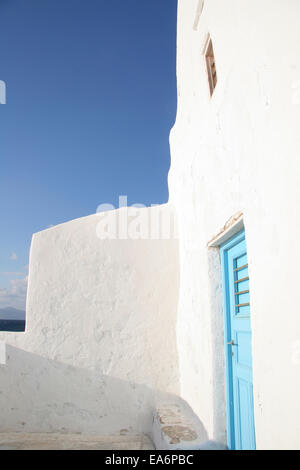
0,204,180,434
169,0,300,449
2,0,300,449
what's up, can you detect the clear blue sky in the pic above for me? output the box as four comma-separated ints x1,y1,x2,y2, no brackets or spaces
0,0,178,310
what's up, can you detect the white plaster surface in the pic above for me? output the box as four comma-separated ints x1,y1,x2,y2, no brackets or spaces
169,0,300,450
0,204,180,435
0,342,6,366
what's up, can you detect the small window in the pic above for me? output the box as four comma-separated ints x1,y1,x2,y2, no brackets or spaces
204,37,217,96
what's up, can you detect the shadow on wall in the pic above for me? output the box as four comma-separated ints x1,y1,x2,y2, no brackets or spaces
207,247,226,444
0,344,184,435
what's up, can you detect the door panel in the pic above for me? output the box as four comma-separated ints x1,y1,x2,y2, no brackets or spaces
221,231,256,450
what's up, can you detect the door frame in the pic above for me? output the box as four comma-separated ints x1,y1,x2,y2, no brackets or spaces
220,229,254,449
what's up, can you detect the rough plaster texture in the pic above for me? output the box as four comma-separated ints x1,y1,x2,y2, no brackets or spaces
0,341,6,365
169,0,300,449
0,204,180,435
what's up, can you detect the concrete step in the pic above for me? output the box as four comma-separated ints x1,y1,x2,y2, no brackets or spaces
0,432,154,450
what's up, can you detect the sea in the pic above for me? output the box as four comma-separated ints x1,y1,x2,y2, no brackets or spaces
0,320,26,332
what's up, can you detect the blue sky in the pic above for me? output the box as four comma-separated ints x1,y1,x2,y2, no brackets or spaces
0,0,178,311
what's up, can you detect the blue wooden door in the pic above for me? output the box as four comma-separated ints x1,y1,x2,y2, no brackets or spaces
220,231,256,450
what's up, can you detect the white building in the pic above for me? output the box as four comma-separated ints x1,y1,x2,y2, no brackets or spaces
1,0,300,450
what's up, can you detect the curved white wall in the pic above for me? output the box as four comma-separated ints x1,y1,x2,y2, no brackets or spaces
169,0,300,449
0,204,180,434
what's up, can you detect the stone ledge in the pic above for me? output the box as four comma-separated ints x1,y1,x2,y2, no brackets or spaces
152,403,227,450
